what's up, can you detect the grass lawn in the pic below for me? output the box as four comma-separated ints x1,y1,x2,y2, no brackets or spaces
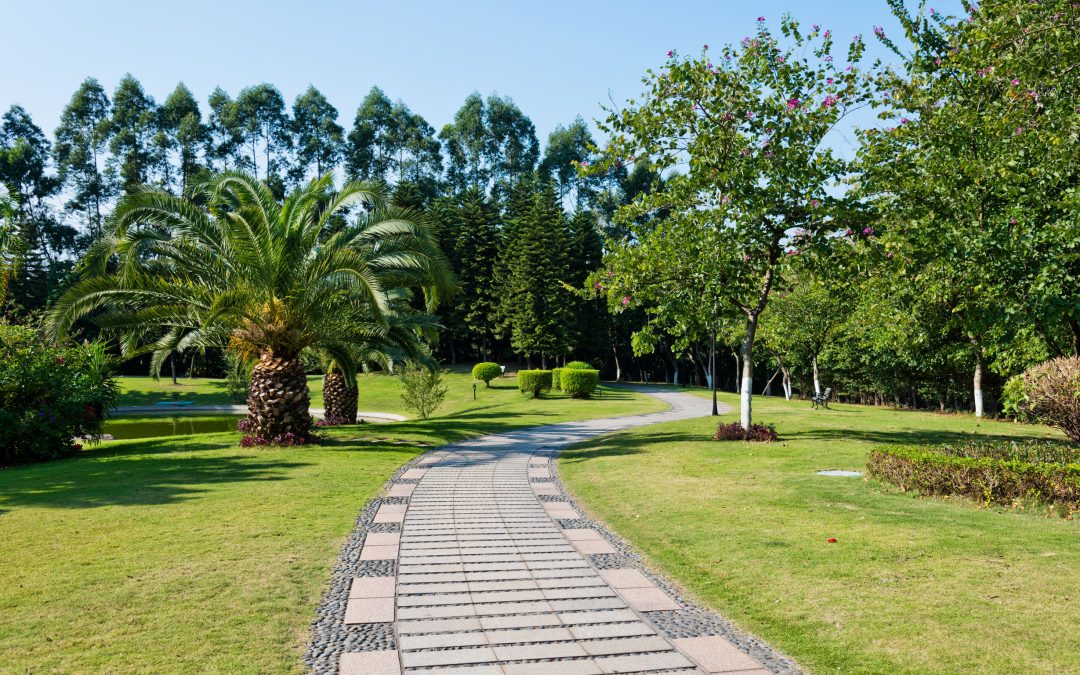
0,370,664,673
559,389,1078,675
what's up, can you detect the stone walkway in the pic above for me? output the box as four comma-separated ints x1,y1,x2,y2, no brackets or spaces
326,388,790,674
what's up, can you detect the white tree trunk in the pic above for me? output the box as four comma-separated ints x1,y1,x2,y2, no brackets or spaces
812,355,821,396
732,350,741,393
973,361,984,418
782,367,792,400
739,326,755,430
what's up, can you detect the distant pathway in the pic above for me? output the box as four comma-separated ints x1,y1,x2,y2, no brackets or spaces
309,387,798,675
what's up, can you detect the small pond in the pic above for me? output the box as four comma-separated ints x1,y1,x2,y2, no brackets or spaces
101,416,242,440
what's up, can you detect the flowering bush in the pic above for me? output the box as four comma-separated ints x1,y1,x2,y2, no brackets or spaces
0,324,118,465
240,431,311,447
235,417,255,433
712,421,778,442
314,415,354,427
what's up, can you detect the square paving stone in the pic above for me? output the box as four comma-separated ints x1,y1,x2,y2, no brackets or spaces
568,622,655,640
401,469,428,479
618,586,680,612
502,661,603,675
598,569,652,590
344,596,395,624
349,576,396,598
365,532,401,546
672,636,768,673
580,635,673,656
360,544,399,561
493,641,588,661
571,539,617,555
388,484,416,497
339,649,400,675
374,506,406,523
396,617,482,634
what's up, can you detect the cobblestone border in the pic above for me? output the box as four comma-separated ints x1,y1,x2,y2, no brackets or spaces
545,452,803,675
305,451,429,674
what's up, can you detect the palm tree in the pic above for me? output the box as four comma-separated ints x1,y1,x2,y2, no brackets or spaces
0,184,23,307
320,295,439,423
50,172,454,440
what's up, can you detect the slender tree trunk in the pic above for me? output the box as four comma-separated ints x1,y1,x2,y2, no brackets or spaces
970,335,984,418
170,353,177,385
739,317,758,430
710,328,718,416
731,349,740,393
611,345,621,382
189,351,197,379
812,355,821,396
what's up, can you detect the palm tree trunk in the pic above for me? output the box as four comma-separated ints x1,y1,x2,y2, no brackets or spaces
247,351,311,439
323,369,358,424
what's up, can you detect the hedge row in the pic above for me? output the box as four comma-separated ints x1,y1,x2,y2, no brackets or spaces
517,370,553,398
867,442,1080,514
561,369,599,398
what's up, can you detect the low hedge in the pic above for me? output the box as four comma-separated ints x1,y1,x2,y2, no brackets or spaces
560,368,599,399
518,370,553,398
551,367,565,390
472,362,502,386
565,360,593,370
867,442,1080,515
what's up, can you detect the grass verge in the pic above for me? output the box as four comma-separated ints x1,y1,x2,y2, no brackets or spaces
559,389,1078,675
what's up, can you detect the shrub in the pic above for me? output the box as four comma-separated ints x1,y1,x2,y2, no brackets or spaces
712,421,778,442
551,367,565,390
566,360,593,370
561,368,599,398
867,442,1079,515
518,370,553,399
0,324,118,465
399,359,447,419
472,362,502,387
1007,356,1080,442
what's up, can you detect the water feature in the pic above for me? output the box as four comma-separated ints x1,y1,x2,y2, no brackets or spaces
101,416,242,440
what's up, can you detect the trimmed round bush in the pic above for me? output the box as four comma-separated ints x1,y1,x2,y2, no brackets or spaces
0,324,118,465
472,362,502,387
517,370,553,399
551,367,565,390
560,368,599,399
565,360,593,370
1009,356,1080,442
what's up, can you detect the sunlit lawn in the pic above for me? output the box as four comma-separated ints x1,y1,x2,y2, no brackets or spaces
0,369,664,673
559,389,1078,675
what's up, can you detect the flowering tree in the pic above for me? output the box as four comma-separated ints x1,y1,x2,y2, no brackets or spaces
859,0,1080,416
590,16,872,429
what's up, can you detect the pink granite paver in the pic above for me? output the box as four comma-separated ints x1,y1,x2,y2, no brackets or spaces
673,636,769,673
339,649,401,675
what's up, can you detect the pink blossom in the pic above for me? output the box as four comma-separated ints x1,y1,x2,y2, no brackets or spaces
873,26,884,36
844,228,854,236
1010,217,1018,224
757,15,765,21
811,199,821,207
845,65,852,71
935,58,942,65
765,150,773,157
900,117,910,124
824,55,833,62
746,111,754,119
824,30,831,39
1015,126,1024,134
1011,79,1020,85
886,252,894,259
667,50,673,57
929,7,936,15
594,282,603,291
704,43,709,50
827,77,834,84
787,97,800,109
621,295,630,306
787,249,800,256
721,194,730,204
777,56,785,63
862,227,875,236
742,254,751,262
822,94,838,108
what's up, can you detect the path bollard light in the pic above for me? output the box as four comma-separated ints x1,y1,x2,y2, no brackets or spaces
473,383,477,400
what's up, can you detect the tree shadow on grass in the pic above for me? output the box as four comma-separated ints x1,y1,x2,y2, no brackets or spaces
0,436,312,509
779,426,1063,447
115,379,237,407
559,430,696,465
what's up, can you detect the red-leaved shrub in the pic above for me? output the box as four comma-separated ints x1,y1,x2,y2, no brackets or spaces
713,422,778,442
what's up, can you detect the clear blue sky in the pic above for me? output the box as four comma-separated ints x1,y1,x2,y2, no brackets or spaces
0,1,957,150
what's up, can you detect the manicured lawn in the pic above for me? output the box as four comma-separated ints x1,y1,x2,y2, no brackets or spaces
0,371,663,673
559,389,1078,675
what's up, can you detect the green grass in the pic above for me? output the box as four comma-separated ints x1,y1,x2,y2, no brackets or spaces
559,389,1079,675
0,369,664,673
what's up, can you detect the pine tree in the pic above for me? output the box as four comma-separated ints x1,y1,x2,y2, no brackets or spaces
454,188,501,360
499,181,573,367
567,209,610,363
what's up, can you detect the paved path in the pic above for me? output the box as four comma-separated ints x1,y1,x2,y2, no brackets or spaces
339,388,775,675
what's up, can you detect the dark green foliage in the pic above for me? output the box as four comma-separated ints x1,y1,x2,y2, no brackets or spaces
234,83,291,186
156,83,205,196
54,77,115,238
499,181,574,362
440,188,501,360
472,362,502,386
565,360,593,370
1005,357,1080,442
868,442,1079,515
560,368,598,398
517,369,552,398
346,87,441,190
0,324,117,464
291,85,344,181
109,75,158,194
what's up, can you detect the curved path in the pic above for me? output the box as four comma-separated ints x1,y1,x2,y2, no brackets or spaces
320,388,791,675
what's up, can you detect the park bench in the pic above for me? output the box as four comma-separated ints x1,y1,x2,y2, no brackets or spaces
811,387,832,410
